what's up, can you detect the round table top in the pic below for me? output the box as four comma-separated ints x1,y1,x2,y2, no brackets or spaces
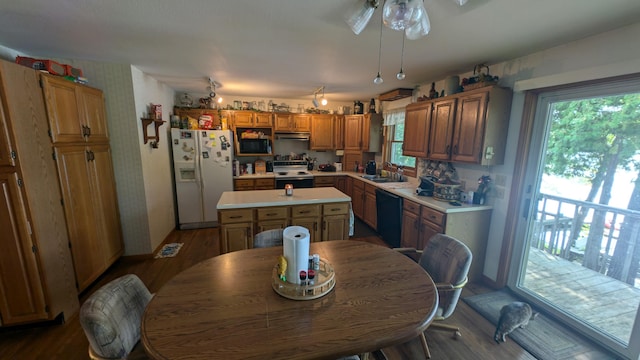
141,240,438,360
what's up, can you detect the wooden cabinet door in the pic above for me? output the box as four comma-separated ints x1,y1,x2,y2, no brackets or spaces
344,115,363,150
234,178,254,191
0,172,48,325
80,87,109,143
428,98,457,161
291,217,321,242
293,114,311,132
254,112,272,127
254,178,274,190
334,177,346,193
323,214,349,241
334,115,345,150
41,75,85,144
310,114,334,150
351,180,365,220
363,185,377,230
89,144,123,267
221,223,253,252
256,219,288,233
233,111,254,127
401,209,420,249
451,91,489,163
274,113,293,131
54,145,104,292
403,102,432,158
0,101,14,167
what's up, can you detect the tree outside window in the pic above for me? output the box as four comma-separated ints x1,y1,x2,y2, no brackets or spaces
389,121,416,168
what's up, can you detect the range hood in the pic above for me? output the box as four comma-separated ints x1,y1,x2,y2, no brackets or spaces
275,132,310,141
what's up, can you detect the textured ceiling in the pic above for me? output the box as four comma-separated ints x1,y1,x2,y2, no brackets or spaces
1,0,639,102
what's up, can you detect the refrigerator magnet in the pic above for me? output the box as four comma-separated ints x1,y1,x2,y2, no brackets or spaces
202,151,209,158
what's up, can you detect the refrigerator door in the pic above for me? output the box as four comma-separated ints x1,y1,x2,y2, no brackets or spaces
172,129,204,226
199,130,234,224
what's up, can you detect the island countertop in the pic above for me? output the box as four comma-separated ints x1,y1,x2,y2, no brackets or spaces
217,187,351,209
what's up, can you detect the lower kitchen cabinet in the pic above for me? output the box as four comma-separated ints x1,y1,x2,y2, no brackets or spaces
219,208,254,253
363,184,377,230
314,176,335,187
234,177,275,191
322,203,350,241
218,201,350,253
351,178,365,220
334,176,346,193
400,198,491,282
291,204,321,243
54,144,124,292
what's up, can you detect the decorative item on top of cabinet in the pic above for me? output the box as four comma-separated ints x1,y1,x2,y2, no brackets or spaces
41,74,110,144
0,59,79,325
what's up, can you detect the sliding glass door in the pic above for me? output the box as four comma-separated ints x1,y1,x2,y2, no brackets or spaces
508,78,640,359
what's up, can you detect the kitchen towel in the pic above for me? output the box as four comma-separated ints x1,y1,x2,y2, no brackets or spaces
282,226,310,285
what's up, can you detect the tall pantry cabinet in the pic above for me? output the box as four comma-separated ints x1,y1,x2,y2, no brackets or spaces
41,74,124,293
0,60,79,325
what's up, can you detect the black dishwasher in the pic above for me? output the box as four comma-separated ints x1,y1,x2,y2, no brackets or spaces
375,189,403,248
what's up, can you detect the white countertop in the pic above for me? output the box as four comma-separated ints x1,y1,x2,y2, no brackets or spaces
217,187,351,209
232,170,492,214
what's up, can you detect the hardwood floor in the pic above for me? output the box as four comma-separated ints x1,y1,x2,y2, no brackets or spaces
0,227,536,360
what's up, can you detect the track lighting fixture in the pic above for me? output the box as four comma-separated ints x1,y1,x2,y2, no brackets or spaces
312,86,327,107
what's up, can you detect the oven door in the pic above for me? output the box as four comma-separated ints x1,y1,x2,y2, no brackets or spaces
275,178,314,189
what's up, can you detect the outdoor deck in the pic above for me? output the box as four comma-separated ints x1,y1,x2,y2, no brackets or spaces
524,247,640,342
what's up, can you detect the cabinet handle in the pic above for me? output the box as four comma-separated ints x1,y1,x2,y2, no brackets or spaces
330,208,340,211
446,145,451,155
266,213,277,216
87,126,92,137
299,210,311,214
414,220,419,230
453,145,458,155
230,215,242,219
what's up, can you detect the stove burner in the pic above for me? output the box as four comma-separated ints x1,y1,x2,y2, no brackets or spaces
277,172,288,176
297,171,308,175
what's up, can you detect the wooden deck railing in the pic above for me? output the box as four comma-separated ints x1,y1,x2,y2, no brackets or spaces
532,193,640,286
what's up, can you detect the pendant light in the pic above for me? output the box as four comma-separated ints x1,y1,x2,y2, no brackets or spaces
373,13,384,85
396,33,406,80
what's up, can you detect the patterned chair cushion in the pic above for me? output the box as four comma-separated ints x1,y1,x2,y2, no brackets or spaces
80,274,152,359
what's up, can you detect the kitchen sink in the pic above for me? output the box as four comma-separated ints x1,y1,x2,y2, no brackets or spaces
360,175,406,183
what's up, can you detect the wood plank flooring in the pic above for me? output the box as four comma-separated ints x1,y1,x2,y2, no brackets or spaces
0,227,538,360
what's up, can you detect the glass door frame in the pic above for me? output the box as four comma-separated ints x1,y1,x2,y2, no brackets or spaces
506,76,640,360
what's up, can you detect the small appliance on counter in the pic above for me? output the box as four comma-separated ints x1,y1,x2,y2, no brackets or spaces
318,164,336,172
416,176,437,196
365,160,376,175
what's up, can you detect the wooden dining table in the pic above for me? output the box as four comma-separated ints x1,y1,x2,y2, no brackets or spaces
141,240,438,360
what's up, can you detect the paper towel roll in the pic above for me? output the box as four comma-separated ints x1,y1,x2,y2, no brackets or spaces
282,226,310,285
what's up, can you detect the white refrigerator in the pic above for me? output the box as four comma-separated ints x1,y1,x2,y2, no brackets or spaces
171,128,234,229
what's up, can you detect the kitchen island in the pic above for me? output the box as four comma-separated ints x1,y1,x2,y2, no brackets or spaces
217,188,351,253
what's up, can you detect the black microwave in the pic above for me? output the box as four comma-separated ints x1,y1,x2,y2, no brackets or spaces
238,138,271,154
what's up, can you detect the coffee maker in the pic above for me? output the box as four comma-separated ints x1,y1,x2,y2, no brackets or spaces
365,160,376,175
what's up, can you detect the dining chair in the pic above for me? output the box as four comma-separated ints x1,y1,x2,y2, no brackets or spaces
395,233,472,359
79,274,153,360
253,228,284,248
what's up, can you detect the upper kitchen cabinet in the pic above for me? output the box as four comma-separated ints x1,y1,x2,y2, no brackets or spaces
274,113,310,132
334,115,345,150
428,98,458,161
405,85,512,165
232,110,272,128
344,114,382,152
41,74,109,144
402,101,433,158
310,114,334,150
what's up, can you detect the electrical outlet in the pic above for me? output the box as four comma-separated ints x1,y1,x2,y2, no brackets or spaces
494,187,505,199
495,174,506,186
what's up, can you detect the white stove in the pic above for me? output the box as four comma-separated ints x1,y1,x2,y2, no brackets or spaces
273,160,314,188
